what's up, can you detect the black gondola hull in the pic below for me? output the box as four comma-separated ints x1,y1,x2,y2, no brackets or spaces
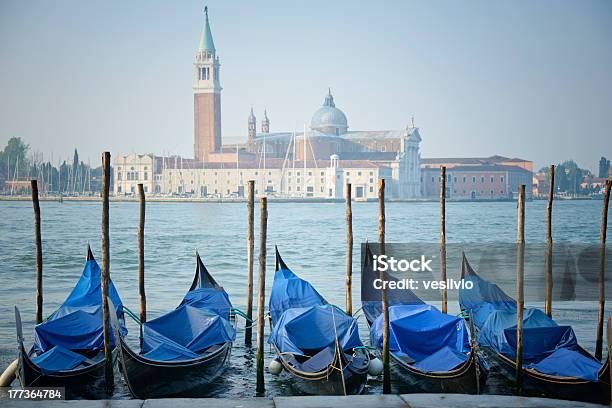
390,351,487,394
117,339,232,398
481,346,611,405
274,345,369,396
280,360,368,395
17,345,115,399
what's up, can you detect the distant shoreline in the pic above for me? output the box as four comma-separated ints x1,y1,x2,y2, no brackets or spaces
0,195,598,203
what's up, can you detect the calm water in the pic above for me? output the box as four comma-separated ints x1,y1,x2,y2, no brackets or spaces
0,199,608,397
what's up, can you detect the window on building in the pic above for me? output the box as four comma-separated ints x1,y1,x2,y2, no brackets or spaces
438,177,441,182
501,176,504,183
118,172,122,180
297,186,301,191
297,178,300,183
308,171,312,176
288,171,292,176
268,171,271,176
453,177,457,183
289,186,292,191
431,176,435,182
480,177,485,183
320,178,324,183
346,172,350,176
320,171,324,176
472,177,476,183
131,186,135,193
307,186,314,192
490,177,494,183
370,171,374,176
463,177,466,183
118,186,122,193
320,186,324,192
144,172,148,180
370,178,374,183
297,171,300,176
144,186,148,193
358,172,362,176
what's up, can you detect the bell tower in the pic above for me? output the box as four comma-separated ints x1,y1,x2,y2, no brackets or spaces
193,6,222,162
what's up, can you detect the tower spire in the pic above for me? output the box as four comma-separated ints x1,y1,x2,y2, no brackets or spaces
199,6,216,52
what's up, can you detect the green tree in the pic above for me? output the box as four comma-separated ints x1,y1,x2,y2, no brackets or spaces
0,137,30,184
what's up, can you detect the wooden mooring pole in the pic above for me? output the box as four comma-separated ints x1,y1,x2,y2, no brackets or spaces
544,165,555,318
346,182,353,316
245,180,255,344
378,179,391,394
101,151,114,392
137,183,146,323
440,166,447,314
515,184,525,394
607,316,612,404
31,180,43,324
595,179,611,360
256,197,267,395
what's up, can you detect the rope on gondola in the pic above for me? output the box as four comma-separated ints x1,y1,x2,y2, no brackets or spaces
122,306,141,325
230,308,254,323
331,305,348,395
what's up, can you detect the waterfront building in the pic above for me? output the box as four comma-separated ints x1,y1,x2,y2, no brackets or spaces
420,156,533,200
113,7,421,199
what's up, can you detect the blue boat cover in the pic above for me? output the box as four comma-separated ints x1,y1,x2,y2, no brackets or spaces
31,345,86,375
179,287,232,319
269,265,327,325
139,262,236,362
460,257,603,381
268,252,363,360
141,304,235,360
268,304,362,355
33,256,126,354
370,304,471,372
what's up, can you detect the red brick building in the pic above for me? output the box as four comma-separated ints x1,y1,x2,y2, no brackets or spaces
421,156,533,200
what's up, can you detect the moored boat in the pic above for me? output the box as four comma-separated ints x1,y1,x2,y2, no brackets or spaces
109,252,235,398
267,248,370,395
459,252,610,405
14,245,126,399
361,244,487,394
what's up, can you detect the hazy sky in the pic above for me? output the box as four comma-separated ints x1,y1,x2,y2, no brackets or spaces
1,0,611,172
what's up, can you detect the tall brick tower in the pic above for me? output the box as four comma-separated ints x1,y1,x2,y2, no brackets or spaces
193,6,222,162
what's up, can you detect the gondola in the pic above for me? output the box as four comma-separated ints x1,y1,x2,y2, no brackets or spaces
14,245,126,399
108,252,235,398
267,248,370,395
360,244,487,394
459,252,610,405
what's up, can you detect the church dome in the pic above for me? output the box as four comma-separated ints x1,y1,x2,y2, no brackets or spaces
310,90,348,135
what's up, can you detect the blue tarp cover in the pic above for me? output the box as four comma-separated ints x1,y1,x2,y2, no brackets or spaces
31,345,86,375
141,304,235,360
371,304,470,372
528,348,602,381
269,266,327,325
460,266,603,381
140,280,236,362
33,258,126,354
268,304,362,355
179,287,232,319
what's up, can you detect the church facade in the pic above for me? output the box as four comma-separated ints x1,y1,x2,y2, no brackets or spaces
114,7,422,199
